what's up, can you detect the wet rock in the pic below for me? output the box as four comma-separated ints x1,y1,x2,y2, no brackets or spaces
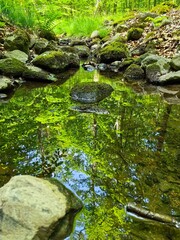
124,64,145,80
127,27,144,41
23,66,58,82
0,175,83,240
4,50,28,63
97,63,107,71
171,55,180,70
0,58,27,77
4,29,30,54
98,40,129,64
0,76,13,91
70,82,114,103
0,93,7,98
82,63,96,72
32,50,80,73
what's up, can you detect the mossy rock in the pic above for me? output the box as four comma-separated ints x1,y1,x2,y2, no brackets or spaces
5,50,28,63
98,41,129,64
70,82,114,103
23,66,58,82
4,29,30,54
0,76,13,91
0,58,27,77
124,64,145,80
127,27,143,41
171,56,180,71
32,50,80,72
38,29,57,41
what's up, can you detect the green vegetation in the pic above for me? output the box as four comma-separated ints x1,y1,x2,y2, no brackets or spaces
0,1,179,36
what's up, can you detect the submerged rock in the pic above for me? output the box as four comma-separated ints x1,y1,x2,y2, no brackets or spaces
70,82,114,103
0,175,83,240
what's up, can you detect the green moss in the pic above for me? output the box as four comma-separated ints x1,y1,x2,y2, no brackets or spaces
124,64,145,80
98,41,129,63
127,27,143,41
0,58,27,77
150,2,177,14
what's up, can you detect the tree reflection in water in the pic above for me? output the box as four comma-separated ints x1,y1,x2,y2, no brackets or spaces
0,68,180,239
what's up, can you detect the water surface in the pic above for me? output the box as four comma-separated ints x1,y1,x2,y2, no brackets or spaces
0,68,180,239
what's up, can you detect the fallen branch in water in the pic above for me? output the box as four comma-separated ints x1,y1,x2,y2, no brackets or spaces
126,203,180,229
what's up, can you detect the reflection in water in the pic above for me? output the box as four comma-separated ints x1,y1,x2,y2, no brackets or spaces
0,68,180,239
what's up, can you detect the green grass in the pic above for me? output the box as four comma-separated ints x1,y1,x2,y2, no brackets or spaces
54,16,107,37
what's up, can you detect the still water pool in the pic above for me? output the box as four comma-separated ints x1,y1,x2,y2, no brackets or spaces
0,67,180,239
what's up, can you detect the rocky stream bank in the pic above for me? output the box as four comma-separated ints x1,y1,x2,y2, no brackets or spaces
0,8,180,101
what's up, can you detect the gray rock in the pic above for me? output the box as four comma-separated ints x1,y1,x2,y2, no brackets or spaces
171,55,180,70
70,82,114,103
5,50,28,63
0,76,13,91
91,30,100,39
0,175,82,240
23,66,58,82
158,71,180,84
141,54,170,83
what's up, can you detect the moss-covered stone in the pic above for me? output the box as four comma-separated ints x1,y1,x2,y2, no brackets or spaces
70,82,114,103
23,66,58,82
0,58,27,77
171,56,180,70
4,29,30,54
32,50,80,72
5,50,28,63
124,64,145,80
0,76,13,91
98,41,129,64
38,28,57,41
127,27,144,41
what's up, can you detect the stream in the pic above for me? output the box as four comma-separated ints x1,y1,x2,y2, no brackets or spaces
0,67,180,240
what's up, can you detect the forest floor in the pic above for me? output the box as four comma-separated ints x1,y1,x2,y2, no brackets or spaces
121,8,180,58
0,8,180,59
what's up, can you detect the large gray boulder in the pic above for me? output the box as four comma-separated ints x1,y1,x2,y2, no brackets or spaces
32,50,80,72
0,175,83,240
70,82,114,103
